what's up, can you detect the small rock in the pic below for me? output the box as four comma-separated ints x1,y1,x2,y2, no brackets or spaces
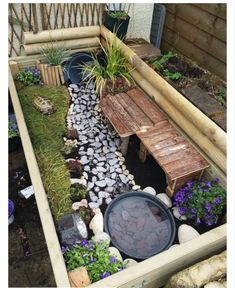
89,191,98,202
107,247,123,262
88,202,99,209
172,207,187,221
96,180,106,188
87,182,94,190
105,197,112,205
87,148,94,156
80,156,89,165
92,232,110,248
128,174,134,181
89,209,103,235
133,185,141,190
156,193,172,208
178,224,200,244
119,174,128,184
98,191,110,199
96,166,106,173
109,158,118,166
94,187,100,192
123,258,138,268
143,186,157,196
123,170,130,176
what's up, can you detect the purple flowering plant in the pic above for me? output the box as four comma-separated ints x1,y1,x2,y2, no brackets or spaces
173,178,226,226
17,67,41,86
62,239,124,283
8,120,19,138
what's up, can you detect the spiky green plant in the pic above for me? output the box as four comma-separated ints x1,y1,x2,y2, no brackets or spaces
82,35,134,95
41,42,71,66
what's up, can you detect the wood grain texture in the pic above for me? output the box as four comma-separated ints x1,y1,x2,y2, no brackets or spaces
164,11,226,63
162,4,226,80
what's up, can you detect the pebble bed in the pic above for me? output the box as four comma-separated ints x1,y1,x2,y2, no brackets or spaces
66,83,141,209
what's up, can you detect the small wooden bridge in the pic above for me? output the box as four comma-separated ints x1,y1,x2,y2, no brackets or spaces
100,88,209,196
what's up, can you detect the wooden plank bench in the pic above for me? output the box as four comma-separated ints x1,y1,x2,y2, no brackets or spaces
100,88,209,196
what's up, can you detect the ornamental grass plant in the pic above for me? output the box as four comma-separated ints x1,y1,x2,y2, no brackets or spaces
41,42,71,66
173,178,226,226
82,35,134,95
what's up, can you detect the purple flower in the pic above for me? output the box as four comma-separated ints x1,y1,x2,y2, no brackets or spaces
24,250,30,256
81,239,88,247
109,257,117,263
118,268,123,272
179,207,188,215
61,246,67,254
191,208,197,214
195,218,201,225
213,197,221,205
205,203,212,212
100,272,111,279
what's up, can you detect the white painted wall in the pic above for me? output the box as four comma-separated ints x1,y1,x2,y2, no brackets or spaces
126,3,154,41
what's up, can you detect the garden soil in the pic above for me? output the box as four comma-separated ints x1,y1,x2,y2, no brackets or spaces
8,143,56,287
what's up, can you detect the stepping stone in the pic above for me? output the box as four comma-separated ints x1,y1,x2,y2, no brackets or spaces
181,85,225,118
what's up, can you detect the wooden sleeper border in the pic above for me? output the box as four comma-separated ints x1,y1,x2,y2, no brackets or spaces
8,25,226,287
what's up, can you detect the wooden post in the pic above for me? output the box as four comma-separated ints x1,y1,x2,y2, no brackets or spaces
40,4,47,30
8,61,19,79
58,66,65,84
120,136,129,156
32,4,39,34
139,142,148,163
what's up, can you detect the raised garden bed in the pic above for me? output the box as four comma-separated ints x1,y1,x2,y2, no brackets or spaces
149,51,226,131
8,25,226,287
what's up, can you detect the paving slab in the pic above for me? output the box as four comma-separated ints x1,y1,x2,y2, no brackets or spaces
181,85,226,131
128,43,161,61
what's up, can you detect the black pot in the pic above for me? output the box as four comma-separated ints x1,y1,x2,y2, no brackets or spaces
104,191,176,260
9,136,20,153
104,11,130,40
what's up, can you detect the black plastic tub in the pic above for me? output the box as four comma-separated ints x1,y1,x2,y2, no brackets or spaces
63,52,94,84
103,11,130,40
104,191,176,260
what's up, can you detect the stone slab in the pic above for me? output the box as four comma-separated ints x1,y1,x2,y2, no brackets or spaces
128,43,161,61
181,85,225,117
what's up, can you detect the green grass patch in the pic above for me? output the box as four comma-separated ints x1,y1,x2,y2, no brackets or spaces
17,84,72,219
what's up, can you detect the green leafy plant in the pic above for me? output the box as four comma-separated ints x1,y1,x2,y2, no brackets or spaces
70,184,88,202
41,42,71,66
8,120,19,138
173,178,226,226
163,69,182,81
109,11,129,20
215,87,226,106
61,140,78,156
82,35,134,95
152,51,175,71
16,67,41,86
62,239,124,282
78,206,95,225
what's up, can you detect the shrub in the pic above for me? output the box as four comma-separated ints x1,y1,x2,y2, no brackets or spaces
62,239,124,282
173,178,226,226
16,67,41,86
70,184,88,202
41,42,71,66
82,35,134,95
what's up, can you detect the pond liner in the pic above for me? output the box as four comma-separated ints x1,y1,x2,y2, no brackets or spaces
63,52,94,85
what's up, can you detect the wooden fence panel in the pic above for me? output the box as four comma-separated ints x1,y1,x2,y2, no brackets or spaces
161,4,226,80
8,3,104,57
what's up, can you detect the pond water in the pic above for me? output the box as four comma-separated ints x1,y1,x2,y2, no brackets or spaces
106,194,174,259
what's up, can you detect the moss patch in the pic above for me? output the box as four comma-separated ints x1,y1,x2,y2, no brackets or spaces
18,84,72,219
